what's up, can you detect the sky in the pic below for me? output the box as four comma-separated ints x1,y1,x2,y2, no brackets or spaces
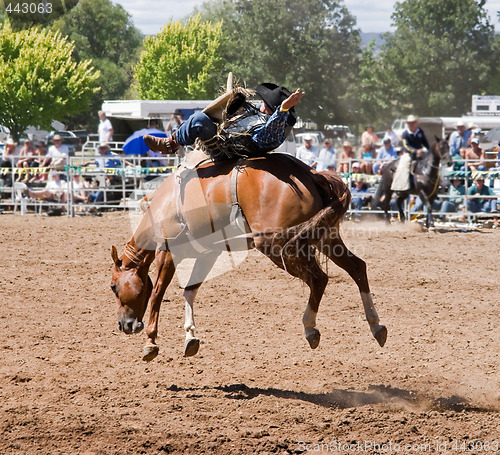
114,0,500,36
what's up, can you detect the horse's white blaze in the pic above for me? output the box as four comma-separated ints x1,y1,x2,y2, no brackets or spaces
121,274,142,297
183,288,199,340
361,292,380,327
302,304,317,337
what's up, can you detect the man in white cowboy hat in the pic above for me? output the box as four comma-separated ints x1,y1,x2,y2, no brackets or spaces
41,134,70,169
448,119,470,157
391,114,429,191
143,82,304,159
296,134,319,168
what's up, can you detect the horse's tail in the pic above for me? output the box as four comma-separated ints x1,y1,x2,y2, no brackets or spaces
270,171,350,257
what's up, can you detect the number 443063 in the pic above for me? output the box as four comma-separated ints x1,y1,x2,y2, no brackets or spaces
6,2,53,14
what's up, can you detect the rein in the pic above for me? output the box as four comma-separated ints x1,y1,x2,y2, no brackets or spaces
124,242,148,267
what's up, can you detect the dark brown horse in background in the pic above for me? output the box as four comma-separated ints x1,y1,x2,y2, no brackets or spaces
371,138,452,228
110,152,387,361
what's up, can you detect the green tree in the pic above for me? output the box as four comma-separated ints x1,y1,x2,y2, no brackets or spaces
379,0,494,116
134,15,223,100
51,0,143,130
194,0,361,127
0,23,99,140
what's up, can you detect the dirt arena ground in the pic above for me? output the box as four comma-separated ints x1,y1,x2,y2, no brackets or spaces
0,213,499,454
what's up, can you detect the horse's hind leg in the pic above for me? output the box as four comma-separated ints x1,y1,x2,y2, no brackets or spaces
320,227,387,347
143,250,176,361
259,240,328,349
182,252,220,357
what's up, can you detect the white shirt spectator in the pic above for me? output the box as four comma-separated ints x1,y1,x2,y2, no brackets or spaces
316,143,337,172
47,143,70,164
296,138,319,168
98,112,114,143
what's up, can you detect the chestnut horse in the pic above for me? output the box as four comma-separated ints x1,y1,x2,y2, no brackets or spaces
110,152,387,361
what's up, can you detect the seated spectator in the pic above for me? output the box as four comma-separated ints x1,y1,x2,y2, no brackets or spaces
296,134,318,168
463,138,486,172
350,176,372,219
41,134,69,170
360,125,378,153
374,138,398,174
442,177,466,215
87,174,121,205
1,138,19,188
15,139,36,183
24,171,69,203
357,143,375,174
338,141,356,174
83,143,129,169
467,176,497,214
316,139,337,172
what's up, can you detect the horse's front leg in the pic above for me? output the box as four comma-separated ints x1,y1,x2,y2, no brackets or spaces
143,250,176,361
417,189,435,228
396,192,407,223
181,253,220,357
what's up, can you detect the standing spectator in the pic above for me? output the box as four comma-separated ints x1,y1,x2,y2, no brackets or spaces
448,120,470,157
98,110,114,144
166,109,185,136
296,134,318,168
383,126,400,147
374,138,398,174
467,176,497,214
316,139,337,172
361,125,378,153
338,141,356,174
41,134,69,170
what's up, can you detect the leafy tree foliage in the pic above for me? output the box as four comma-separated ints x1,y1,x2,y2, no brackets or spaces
379,0,494,117
194,0,361,127
0,23,99,140
134,15,224,100
51,0,143,130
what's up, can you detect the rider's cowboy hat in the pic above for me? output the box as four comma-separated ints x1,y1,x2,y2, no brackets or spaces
255,83,296,124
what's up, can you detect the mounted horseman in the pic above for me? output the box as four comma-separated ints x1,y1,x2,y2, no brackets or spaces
372,115,452,228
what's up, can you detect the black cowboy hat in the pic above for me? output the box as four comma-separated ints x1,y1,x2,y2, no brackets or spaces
255,83,296,124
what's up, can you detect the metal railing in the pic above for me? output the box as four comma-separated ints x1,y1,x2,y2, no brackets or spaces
1,154,499,222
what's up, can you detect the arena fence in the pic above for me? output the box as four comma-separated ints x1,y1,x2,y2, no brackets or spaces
1,154,499,223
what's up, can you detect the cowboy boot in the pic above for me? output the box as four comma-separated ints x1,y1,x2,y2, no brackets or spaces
143,134,180,154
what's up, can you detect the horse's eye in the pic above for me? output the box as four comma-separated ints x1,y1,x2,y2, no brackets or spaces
110,284,118,296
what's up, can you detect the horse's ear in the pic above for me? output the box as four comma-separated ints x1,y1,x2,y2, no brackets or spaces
111,246,122,269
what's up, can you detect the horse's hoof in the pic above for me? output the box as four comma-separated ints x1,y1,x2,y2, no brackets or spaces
184,338,200,357
373,325,387,347
142,344,159,362
306,329,321,349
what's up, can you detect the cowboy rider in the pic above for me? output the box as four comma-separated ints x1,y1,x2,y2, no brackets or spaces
391,115,429,191
143,83,305,160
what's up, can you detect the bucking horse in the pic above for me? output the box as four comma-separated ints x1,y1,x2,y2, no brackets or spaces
110,151,387,361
